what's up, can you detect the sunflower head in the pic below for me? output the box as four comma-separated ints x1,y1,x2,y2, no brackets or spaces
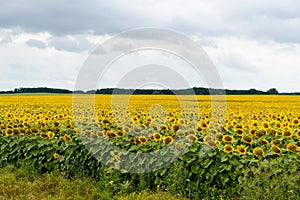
163,136,174,144
116,130,124,137
253,147,264,157
286,143,298,152
222,135,234,143
293,118,299,125
53,153,60,159
235,129,244,136
63,134,72,141
283,130,293,138
271,146,282,156
5,129,13,137
272,139,282,146
47,131,55,139
138,136,148,145
40,132,48,139
254,130,264,138
224,145,234,154
153,132,163,141
242,135,253,145
259,139,269,146
187,134,198,143
237,145,247,155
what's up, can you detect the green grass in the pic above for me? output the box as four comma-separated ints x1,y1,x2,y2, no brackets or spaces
0,165,189,200
1,161,300,200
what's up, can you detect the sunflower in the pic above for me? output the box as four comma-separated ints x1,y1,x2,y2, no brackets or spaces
275,122,281,128
163,136,174,144
153,132,163,141
106,131,116,139
53,121,60,127
53,153,60,159
200,122,208,129
63,134,72,141
206,140,218,148
262,122,269,129
40,132,48,139
286,143,298,152
47,131,55,139
116,130,124,137
138,136,148,144
283,130,293,138
249,129,256,135
253,147,264,157
222,135,234,143
102,118,110,124
12,128,20,135
224,145,234,154
293,118,299,125
272,139,282,146
267,129,277,136
187,134,198,143
295,129,300,138
5,129,13,137
259,139,269,146
242,135,253,145
254,130,264,138
30,127,38,134
271,146,282,156
130,138,137,144
237,145,247,155
235,128,244,136
172,124,180,131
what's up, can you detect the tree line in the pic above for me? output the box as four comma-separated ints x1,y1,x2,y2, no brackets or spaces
0,87,296,95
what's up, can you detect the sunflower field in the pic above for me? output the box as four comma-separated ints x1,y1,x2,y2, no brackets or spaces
1,94,300,198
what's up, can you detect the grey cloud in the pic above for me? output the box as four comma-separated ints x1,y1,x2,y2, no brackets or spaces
26,39,46,49
48,36,94,52
0,1,299,44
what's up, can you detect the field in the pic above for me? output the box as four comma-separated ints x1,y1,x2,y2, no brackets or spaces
1,94,300,199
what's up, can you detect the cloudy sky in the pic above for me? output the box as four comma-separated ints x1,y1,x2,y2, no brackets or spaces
0,0,299,92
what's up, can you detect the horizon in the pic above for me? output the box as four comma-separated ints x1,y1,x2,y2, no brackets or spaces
2,86,298,94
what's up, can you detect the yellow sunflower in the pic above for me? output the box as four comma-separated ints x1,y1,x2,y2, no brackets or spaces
116,130,124,137
272,139,282,146
271,146,282,156
153,132,163,141
222,135,234,143
138,136,148,145
283,130,293,138
5,129,13,137
40,132,48,139
47,131,55,139
163,136,174,144
63,134,72,141
224,145,234,154
235,128,244,136
258,139,269,146
53,153,60,159
237,145,247,155
242,135,253,145
253,147,264,157
286,143,298,152
254,130,264,138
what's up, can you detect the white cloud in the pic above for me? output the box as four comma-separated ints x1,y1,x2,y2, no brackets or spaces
0,1,300,92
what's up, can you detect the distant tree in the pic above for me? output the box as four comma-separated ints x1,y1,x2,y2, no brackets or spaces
266,88,279,95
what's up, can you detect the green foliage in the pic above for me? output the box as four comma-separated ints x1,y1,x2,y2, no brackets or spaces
1,133,300,199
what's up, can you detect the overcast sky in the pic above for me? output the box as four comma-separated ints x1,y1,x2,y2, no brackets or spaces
0,0,299,92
